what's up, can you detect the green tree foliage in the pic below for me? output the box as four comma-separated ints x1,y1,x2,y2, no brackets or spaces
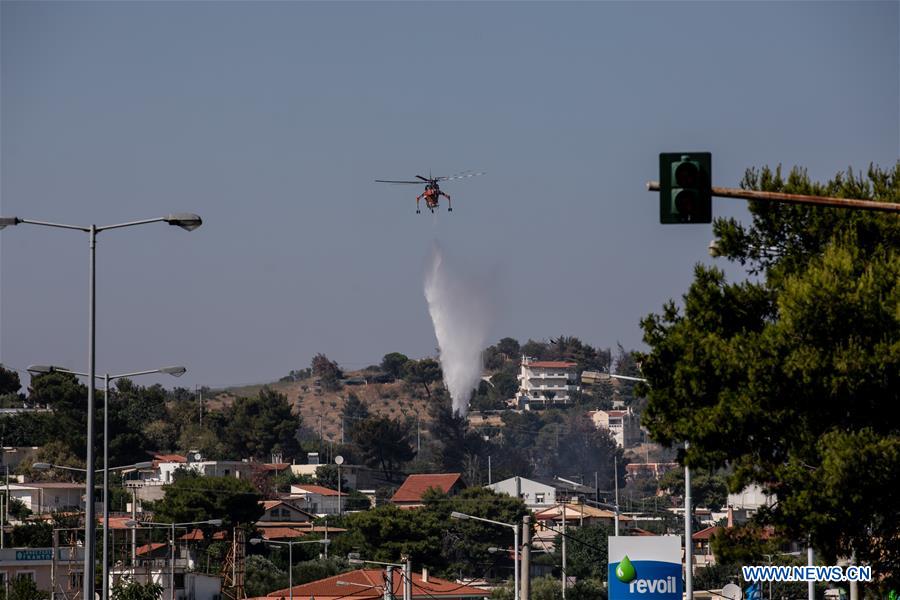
8,497,31,520
331,487,527,580
9,522,53,547
219,387,300,460
27,372,87,458
553,522,610,580
0,576,49,600
638,163,900,579
312,354,343,391
0,364,21,396
657,467,728,511
380,353,410,379
110,578,163,600
152,469,264,527
244,555,287,598
350,416,416,480
402,359,442,399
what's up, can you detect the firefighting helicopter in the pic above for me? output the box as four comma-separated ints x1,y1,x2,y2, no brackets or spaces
375,171,485,213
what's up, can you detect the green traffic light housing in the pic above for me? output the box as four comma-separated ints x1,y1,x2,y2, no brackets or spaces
659,152,712,224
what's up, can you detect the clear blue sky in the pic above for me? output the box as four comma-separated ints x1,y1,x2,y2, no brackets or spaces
2,1,897,390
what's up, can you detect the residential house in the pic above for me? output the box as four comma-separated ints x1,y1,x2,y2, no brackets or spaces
390,473,464,509
7,482,86,514
691,526,722,570
588,409,641,448
515,358,580,408
727,484,774,512
259,568,489,600
287,484,346,516
485,477,555,510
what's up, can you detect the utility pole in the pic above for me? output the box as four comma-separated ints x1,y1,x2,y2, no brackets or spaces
684,442,693,600
384,566,394,600
614,455,620,537
403,557,412,600
560,501,566,599
807,543,815,600
520,515,531,600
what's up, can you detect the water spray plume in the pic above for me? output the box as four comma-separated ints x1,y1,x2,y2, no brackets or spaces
424,242,493,416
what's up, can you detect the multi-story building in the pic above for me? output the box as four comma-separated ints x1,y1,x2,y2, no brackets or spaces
588,408,641,448
515,357,580,408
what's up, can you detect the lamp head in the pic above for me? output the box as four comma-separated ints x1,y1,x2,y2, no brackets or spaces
32,462,52,470
164,213,203,232
0,217,21,230
249,538,262,545
130,461,154,470
449,511,469,520
160,366,187,377
124,520,140,528
27,365,56,375
207,519,223,526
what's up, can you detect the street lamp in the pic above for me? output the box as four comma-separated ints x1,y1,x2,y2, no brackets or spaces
3,212,200,600
451,512,518,600
249,538,330,600
28,364,185,600
126,518,221,600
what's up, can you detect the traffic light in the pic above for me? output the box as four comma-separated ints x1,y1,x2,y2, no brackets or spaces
659,152,712,224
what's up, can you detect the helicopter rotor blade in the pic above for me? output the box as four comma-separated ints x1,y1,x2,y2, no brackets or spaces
444,170,486,182
416,175,432,182
375,179,424,184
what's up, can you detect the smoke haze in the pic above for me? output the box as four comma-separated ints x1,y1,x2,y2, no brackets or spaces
424,242,493,415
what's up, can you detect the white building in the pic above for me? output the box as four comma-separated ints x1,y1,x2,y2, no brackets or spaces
485,477,556,510
286,484,346,516
7,482,86,514
588,408,641,448
516,358,580,408
727,484,774,512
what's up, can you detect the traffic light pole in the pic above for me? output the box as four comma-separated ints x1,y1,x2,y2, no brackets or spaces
648,181,900,213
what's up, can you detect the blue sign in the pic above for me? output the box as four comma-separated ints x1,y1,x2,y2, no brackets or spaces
609,537,683,600
16,549,52,561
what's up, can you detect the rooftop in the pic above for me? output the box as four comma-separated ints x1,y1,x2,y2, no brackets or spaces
264,568,489,600
391,473,463,504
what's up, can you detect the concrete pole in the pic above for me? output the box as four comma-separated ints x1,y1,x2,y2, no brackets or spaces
807,544,814,600
561,502,566,599
684,442,692,600
849,550,858,600
520,515,531,600
384,566,394,600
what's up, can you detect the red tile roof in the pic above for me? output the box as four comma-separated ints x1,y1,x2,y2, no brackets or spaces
391,473,463,504
152,453,187,463
292,484,345,497
692,526,722,541
136,542,168,556
523,361,577,369
257,527,309,540
179,529,205,541
265,569,489,600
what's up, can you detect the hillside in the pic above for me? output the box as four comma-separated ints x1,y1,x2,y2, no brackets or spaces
211,372,434,445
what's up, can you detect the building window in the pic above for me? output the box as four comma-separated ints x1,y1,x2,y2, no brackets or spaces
535,493,545,504
16,572,35,583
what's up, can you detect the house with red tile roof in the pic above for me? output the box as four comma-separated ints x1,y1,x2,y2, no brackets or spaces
515,357,580,409
390,473,464,508
287,484,347,515
258,499,315,524
259,568,489,600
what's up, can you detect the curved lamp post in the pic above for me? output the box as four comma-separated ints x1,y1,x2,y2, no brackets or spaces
249,538,331,600
28,364,185,600
1,212,200,600
451,512,518,600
